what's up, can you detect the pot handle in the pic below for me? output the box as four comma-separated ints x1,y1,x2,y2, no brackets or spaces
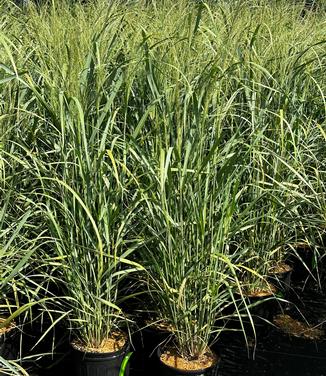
119,352,133,376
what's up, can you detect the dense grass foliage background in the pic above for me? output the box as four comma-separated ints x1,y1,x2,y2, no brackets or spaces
0,0,325,372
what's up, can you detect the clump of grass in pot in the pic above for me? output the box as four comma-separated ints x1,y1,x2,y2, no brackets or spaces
41,97,143,351
140,137,248,368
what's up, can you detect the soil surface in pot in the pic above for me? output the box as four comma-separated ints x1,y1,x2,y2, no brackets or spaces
71,331,127,353
269,262,293,274
243,282,277,298
146,319,174,333
160,348,218,371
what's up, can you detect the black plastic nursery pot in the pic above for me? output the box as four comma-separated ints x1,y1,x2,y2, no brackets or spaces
287,243,314,282
236,286,280,336
131,321,172,372
72,341,130,376
157,348,220,376
141,323,172,353
220,287,279,337
238,285,278,317
0,322,18,361
268,263,293,294
246,292,279,323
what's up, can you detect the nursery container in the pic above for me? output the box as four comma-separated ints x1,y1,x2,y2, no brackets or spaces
268,263,293,293
229,285,280,337
157,347,220,376
288,244,314,282
220,286,279,337
72,341,130,376
142,322,172,353
0,322,18,361
236,284,278,320
131,320,172,372
247,294,278,323
245,286,279,324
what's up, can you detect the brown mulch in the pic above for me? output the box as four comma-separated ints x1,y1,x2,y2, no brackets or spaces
160,348,218,371
71,331,127,353
269,262,293,274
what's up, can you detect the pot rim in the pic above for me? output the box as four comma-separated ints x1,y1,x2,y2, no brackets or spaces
71,339,130,358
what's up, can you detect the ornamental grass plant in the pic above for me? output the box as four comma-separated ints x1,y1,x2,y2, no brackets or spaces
1,0,145,354
139,141,251,361
27,42,145,351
